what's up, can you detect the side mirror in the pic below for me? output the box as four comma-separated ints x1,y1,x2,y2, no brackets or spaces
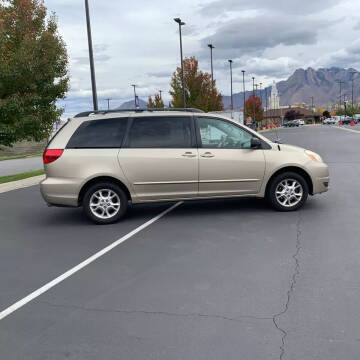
250,137,261,149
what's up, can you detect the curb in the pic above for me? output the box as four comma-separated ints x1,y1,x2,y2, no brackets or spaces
329,125,360,134
0,175,45,194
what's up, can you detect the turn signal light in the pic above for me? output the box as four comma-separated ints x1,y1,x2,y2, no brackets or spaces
43,149,64,164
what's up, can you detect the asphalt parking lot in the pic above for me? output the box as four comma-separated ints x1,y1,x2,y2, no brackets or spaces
1,125,360,360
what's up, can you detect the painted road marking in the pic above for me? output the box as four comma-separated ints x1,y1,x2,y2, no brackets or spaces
0,201,183,321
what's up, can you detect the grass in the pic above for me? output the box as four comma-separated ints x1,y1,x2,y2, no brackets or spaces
0,153,42,161
0,169,45,184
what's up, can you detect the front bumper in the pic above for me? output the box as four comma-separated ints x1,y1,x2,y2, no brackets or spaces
311,163,330,194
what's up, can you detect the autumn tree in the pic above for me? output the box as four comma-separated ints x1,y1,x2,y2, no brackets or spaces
0,0,69,146
154,94,164,108
169,56,223,112
244,94,263,122
147,94,164,108
323,110,331,118
284,109,302,120
147,96,155,108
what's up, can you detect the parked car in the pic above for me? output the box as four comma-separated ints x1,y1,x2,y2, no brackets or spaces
342,117,352,125
286,120,300,127
41,109,329,224
297,119,305,125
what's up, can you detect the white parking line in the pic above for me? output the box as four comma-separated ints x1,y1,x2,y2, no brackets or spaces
0,201,183,321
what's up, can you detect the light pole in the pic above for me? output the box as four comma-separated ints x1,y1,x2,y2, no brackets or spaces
131,84,137,109
259,82,263,106
208,44,215,82
351,71,356,117
159,90,163,100
174,18,186,108
242,70,246,124
105,98,111,110
310,96,314,123
228,60,233,111
252,77,256,124
85,0,98,111
337,80,343,120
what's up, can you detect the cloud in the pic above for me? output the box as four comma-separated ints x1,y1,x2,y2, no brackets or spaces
201,17,321,57
199,0,340,16
147,70,174,78
314,39,360,69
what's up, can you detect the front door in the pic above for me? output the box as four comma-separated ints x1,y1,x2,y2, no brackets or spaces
118,115,198,201
196,117,266,197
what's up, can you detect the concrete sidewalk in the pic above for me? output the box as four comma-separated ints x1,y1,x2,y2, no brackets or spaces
0,175,45,194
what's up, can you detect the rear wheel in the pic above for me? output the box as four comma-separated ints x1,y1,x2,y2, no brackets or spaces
83,182,128,224
267,172,308,211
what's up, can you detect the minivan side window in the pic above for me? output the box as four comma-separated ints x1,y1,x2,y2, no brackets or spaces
67,118,127,148
197,117,253,149
127,116,192,148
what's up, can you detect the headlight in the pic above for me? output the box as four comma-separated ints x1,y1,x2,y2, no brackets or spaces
305,150,323,163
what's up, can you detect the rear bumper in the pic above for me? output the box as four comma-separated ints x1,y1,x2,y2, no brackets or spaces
40,177,80,207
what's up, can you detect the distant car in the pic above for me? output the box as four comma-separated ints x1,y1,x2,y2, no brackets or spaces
342,117,352,125
287,120,300,127
323,117,336,125
297,119,305,125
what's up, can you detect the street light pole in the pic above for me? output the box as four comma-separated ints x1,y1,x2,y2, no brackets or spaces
208,44,215,82
131,84,137,109
242,70,246,124
84,0,98,111
174,18,186,108
337,80,343,120
159,90,163,100
105,98,111,110
252,77,256,124
228,60,233,111
351,71,356,117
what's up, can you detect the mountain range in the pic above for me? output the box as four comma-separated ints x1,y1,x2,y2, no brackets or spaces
117,67,360,110
222,67,360,109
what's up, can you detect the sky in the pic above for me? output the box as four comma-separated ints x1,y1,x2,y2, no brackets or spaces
45,0,360,117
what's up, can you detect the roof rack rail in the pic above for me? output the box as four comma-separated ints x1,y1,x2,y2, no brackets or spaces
74,108,204,118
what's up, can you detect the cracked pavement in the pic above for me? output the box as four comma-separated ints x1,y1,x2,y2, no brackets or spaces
1,126,360,359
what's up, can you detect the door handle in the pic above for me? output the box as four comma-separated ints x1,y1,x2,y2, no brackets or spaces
201,152,215,158
182,152,197,158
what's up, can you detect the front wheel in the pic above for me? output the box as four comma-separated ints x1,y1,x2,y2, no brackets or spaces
83,182,128,224
267,172,308,211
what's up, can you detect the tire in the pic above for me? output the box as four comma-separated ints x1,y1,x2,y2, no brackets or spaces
267,172,308,212
83,182,128,224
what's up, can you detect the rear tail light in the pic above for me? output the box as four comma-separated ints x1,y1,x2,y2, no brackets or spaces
43,149,64,164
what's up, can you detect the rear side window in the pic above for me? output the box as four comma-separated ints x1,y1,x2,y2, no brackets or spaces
127,116,192,148
67,118,127,148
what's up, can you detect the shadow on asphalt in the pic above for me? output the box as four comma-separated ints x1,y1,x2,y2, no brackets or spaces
34,195,327,227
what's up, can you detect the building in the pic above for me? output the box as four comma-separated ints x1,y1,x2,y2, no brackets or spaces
268,81,280,109
263,106,320,125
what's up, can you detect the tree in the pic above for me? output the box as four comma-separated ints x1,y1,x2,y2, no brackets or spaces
147,96,155,108
244,94,263,122
0,0,69,147
317,106,324,115
154,94,164,108
147,94,164,108
169,56,223,112
284,109,301,120
323,110,331,118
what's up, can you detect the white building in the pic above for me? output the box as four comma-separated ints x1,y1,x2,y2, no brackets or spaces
269,81,280,109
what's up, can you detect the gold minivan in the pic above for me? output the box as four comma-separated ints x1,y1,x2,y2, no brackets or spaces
41,109,329,224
